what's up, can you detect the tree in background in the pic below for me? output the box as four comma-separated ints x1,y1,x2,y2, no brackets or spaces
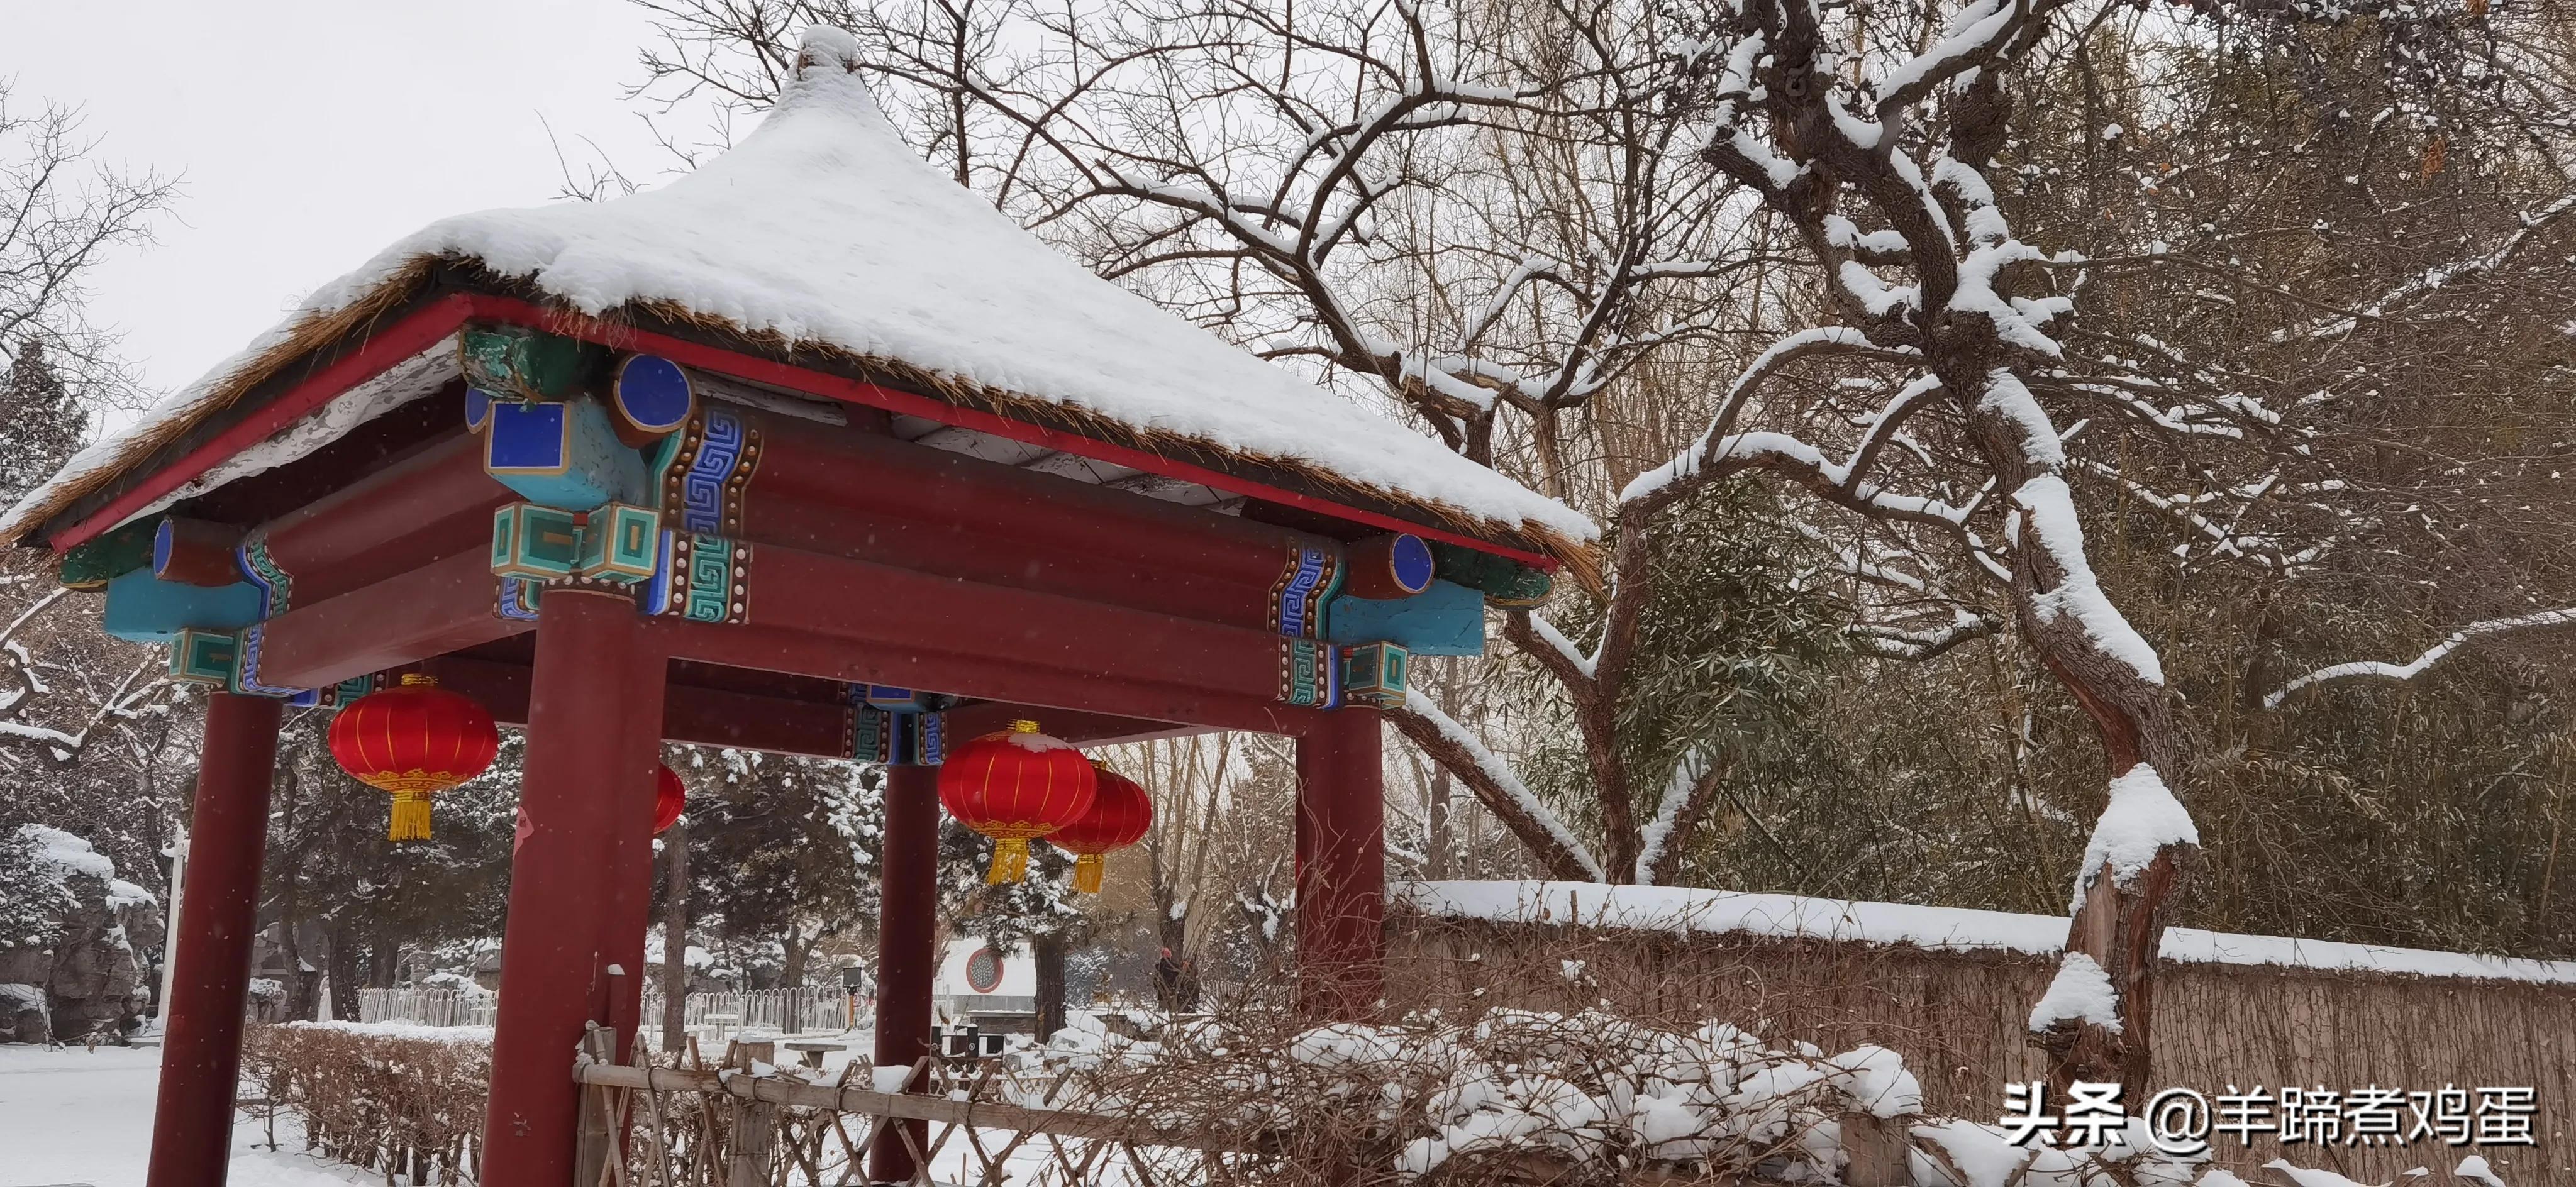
0,80,172,460
257,715,518,1020
0,341,86,510
0,79,182,919
677,748,877,986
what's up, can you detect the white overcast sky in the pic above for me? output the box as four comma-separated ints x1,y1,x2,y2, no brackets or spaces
7,0,701,428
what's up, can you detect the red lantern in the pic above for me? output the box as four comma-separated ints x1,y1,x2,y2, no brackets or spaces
936,720,1096,884
327,674,501,842
654,763,687,836
1049,763,1153,893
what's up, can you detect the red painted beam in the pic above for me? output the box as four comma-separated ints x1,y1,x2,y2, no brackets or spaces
257,431,513,605
736,404,1328,628
253,539,1310,734
646,540,1327,734
250,548,528,690
745,544,1283,700
652,619,1318,737
417,654,1202,756
942,702,1202,748
145,693,282,1187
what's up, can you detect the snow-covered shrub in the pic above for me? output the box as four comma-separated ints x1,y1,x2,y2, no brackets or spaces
1006,1005,2506,1186
239,1022,488,1180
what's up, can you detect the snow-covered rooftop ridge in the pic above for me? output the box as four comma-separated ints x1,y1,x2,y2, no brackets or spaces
1,25,1591,555
1395,880,2576,986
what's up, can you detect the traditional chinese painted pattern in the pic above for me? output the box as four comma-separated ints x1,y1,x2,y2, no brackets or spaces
662,406,760,536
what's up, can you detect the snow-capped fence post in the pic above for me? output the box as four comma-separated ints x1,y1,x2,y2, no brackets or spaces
573,1024,622,1187
145,692,282,1187
726,1039,780,1186
1840,1112,1908,1186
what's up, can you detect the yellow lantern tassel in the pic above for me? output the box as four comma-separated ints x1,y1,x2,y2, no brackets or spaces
985,837,1030,884
389,789,434,842
1074,853,1106,894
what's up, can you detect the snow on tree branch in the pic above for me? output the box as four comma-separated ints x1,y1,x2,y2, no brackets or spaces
2264,607,2576,709
1387,687,1604,883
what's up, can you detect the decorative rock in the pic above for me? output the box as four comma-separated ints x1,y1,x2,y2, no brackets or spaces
0,826,162,1044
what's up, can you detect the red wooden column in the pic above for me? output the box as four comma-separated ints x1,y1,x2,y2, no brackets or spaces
867,762,941,1184
1296,707,1386,1021
602,644,672,1061
145,693,283,1187
482,590,665,1187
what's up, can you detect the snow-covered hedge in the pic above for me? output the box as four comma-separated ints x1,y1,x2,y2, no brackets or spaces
1024,1008,2529,1186
239,1022,487,1181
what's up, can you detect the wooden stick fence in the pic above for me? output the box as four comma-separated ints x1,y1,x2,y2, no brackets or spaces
570,1026,1264,1187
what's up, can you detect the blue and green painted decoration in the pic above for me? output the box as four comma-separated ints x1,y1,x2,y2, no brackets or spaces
643,531,751,624
850,685,946,766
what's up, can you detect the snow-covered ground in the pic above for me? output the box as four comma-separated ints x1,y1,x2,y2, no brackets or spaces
0,1044,374,1187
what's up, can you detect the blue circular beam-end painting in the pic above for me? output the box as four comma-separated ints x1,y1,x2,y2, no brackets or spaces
1390,533,1435,594
464,386,494,432
614,354,694,435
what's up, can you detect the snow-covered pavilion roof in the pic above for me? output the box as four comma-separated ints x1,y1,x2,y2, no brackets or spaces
1,28,1592,568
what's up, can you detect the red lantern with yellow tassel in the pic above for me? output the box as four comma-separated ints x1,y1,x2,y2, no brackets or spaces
653,763,686,836
326,674,501,842
1048,763,1152,893
936,720,1096,883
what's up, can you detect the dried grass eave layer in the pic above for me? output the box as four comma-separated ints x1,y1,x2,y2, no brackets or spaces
21,257,1601,585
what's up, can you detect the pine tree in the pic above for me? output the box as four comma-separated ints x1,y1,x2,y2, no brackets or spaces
0,339,87,508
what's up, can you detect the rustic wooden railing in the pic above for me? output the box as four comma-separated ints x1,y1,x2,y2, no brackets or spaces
567,1027,1935,1187
570,1028,1266,1187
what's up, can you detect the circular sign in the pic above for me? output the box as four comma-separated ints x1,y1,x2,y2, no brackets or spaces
963,946,1004,993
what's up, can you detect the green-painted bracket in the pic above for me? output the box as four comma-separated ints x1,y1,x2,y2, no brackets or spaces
60,517,163,590
1341,641,1411,709
459,324,605,402
1426,541,1553,607
492,502,659,585
103,568,265,644
1326,578,1485,656
167,628,240,685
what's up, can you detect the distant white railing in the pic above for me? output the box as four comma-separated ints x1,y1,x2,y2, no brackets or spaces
358,986,1031,1034
937,993,1037,1017
639,988,852,1035
357,987,497,1028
